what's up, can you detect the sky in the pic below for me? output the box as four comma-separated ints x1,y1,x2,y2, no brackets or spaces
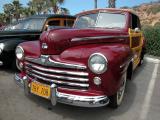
0,0,156,15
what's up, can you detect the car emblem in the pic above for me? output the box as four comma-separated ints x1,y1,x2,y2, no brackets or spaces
41,57,46,63
40,55,48,64
42,43,48,49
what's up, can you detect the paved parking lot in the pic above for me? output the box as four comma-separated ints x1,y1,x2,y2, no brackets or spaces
0,56,160,120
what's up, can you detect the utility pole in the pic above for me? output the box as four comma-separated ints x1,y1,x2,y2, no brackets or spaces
94,0,97,9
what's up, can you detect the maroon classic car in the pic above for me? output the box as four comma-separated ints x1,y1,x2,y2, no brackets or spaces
14,9,145,108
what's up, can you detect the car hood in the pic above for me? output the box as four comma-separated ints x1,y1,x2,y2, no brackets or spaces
40,28,129,55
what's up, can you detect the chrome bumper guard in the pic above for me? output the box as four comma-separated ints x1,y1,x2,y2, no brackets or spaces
14,73,25,88
14,73,109,107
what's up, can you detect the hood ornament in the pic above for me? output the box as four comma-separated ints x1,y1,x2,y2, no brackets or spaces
42,43,48,49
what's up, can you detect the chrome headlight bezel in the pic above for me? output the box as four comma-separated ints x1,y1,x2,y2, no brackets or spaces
88,53,108,74
15,46,24,60
0,43,4,54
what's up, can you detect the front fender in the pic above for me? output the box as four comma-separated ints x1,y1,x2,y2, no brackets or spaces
19,41,41,58
60,43,132,96
1,38,26,51
21,42,132,96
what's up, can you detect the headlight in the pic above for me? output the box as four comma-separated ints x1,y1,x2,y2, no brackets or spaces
88,53,108,74
0,43,4,54
15,46,24,60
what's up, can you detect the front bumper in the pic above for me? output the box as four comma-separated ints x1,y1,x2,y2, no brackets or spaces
14,73,109,107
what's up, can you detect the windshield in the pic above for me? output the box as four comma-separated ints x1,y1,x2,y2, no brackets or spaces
4,18,46,31
74,12,126,29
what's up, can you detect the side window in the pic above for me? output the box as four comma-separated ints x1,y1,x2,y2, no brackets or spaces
64,20,74,27
44,20,61,31
48,20,60,26
131,14,141,29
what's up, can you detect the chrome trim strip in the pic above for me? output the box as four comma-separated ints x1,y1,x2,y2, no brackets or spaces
120,57,133,69
25,62,88,76
58,87,87,92
27,74,89,88
0,33,40,37
120,63,126,68
27,69,89,82
48,58,86,69
71,35,129,42
25,56,86,70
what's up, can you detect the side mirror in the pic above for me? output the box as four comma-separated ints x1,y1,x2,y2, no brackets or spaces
134,27,140,33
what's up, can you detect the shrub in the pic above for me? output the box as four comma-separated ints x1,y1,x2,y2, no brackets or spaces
142,26,160,56
154,22,160,27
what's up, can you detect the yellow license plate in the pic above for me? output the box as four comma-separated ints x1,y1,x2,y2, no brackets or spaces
31,81,51,99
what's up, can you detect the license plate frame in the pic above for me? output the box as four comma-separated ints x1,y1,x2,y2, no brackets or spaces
30,81,51,99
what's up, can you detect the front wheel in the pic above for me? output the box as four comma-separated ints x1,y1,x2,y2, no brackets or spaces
109,72,127,108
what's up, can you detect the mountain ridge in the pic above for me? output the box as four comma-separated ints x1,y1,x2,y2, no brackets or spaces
121,1,160,26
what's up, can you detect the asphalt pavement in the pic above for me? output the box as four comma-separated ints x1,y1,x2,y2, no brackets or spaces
0,56,160,120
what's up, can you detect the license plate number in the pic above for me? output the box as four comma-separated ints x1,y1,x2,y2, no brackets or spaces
31,81,51,99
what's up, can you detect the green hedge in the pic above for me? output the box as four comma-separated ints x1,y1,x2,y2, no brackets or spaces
142,26,160,56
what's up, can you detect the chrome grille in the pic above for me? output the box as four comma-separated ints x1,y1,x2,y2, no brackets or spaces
24,56,89,89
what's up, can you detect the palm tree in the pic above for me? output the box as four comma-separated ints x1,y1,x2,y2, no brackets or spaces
3,3,14,23
27,0,36,15
12,0,22,21
36,1,45,14
94,0,97,9
108,0,116,8
59,7,69,14
27,0,46,15
0,13,6,23
27,0,67,15
49,0,65,13
21,7,32,17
